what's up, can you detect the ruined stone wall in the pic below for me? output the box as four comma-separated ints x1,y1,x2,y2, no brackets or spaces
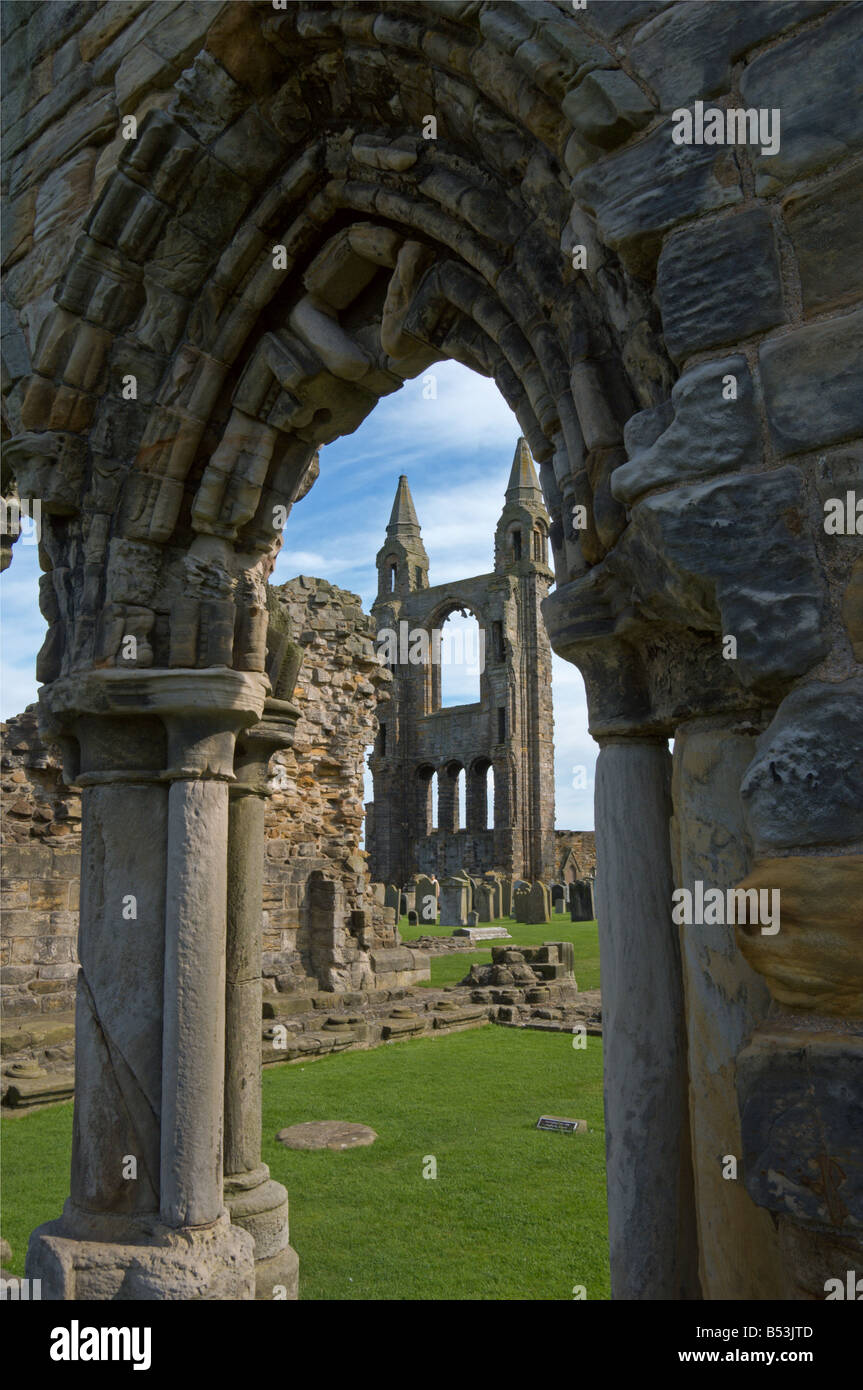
0,707,80,1024
0,578,395,1017
261,575,397,991
553,830,596,883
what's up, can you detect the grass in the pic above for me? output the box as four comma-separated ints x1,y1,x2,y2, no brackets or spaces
1,1100,73,1278
400,914,601,992
262,1026,609,1299
2,1024,609,1300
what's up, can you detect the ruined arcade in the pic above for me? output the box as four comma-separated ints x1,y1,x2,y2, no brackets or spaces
0,0,861,1312
367,440,555,885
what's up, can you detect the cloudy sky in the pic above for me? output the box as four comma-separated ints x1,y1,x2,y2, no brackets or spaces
0,360,596,828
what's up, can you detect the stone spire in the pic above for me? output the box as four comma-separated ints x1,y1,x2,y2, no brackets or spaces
387,474,421,537
505,437,544,506
495,438,552,576
375,475,429,599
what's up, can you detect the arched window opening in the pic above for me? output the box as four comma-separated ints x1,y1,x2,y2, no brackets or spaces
389,561,397,592
417,764,436,835
360,744,375,850
439,608,482,706
468,758,493,832
510,528,522,562
457,767,466,830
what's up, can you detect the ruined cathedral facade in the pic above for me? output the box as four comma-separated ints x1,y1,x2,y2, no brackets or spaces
367,441,555,887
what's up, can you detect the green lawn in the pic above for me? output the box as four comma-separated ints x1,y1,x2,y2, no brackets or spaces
401,915,601,992
2,1025,609,1300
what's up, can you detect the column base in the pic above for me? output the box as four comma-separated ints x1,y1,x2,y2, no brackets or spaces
224,1166,298,1301
26,1206,255,1301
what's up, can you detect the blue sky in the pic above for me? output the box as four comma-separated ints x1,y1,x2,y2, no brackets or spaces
0,361,596,827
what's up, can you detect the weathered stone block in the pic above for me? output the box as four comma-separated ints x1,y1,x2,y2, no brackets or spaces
630,2,828,110
740,6,863,194
574,118,741,275
759,309,863,456
736,855,863,1016
657,208,783,360
613,357,759,503
633,466,830,690
784,165,863,316
741,678,863,855
738,1028,863,1230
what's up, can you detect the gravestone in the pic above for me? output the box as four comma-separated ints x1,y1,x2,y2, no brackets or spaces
402,887,416,915
500,880,513,917
440,877,469,928
384,884,401,915
513,886,530,923
525,881,551,924
551,883,567,914
415,875,438,925
408,910,418,926
475,882,495,922
569,877,595,922
467,910,479,927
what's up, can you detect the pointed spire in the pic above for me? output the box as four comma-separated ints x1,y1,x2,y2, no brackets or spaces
387,474,421,537
505,437,543,504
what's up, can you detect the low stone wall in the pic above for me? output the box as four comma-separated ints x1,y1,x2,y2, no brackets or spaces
1,707,81,1021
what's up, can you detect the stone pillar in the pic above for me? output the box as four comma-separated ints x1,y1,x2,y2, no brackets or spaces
594,738,700,1300
27,669,267,1300
670,718,785,1299
224,698,300,1300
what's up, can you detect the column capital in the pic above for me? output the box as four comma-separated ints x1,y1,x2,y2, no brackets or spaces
232,696,300,797
39,668,270,784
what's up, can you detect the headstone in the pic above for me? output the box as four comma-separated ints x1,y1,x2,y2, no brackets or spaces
501,879,513,917
467,910,479,926
440,877,469,927
551,883,567,914
402,887,416,915
408,909,418,926
513,886,530,923
475,883,495,921
415,875,438,925
569,877,595,921
384,884,401,915
525,881,551,924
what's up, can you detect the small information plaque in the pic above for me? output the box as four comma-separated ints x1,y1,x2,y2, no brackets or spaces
536,1115,584,1134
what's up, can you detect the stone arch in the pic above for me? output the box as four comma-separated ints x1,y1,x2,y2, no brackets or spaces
415,760,436,837
468,754,494,833
5,0,860,1305
437,757,464,835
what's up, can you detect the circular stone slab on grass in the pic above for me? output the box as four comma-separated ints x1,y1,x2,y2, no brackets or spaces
276,1121,378,1151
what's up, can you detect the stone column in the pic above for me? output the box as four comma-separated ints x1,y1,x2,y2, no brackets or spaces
594,738,700,1300
27,669,267,1300
670,718,785,1299
224,698,300,1300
